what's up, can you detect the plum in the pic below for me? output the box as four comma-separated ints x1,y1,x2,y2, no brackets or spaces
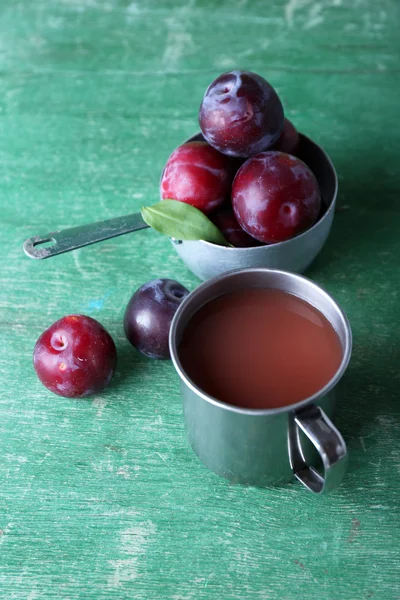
199,70,284,157
124,279,190,359
33,315,117,398
232,151,321,244
210,207,260,247
272,118,300,155
160,141,234,214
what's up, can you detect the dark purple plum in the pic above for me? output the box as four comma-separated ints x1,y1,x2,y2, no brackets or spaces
210,207,261,247
33,315,117,397
232,151,321,244
199,70,284,158
124,279,190,359
272,118,300,155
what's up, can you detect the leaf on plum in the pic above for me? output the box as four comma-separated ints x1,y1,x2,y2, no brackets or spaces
141,200,232,247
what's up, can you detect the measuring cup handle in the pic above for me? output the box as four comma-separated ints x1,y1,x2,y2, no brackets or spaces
289,404,347,494
23,212,149,259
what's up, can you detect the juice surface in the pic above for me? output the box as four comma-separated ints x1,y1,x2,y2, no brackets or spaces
179,288,343,409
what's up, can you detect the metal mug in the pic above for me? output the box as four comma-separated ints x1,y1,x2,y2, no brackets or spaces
169,268,352,494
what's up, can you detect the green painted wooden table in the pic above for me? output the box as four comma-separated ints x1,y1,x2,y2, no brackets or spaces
1,1,400,598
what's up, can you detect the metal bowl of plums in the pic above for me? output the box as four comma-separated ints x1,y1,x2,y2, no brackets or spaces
24,70,337,281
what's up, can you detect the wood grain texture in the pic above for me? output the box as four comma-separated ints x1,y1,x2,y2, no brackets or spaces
1,0,400,598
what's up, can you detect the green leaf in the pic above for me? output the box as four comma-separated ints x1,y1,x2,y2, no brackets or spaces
141,200,232,247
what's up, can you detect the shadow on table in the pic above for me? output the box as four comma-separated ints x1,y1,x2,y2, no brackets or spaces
333,333,399,464
103,340,171,405
305,146,399,486
307,146,398,277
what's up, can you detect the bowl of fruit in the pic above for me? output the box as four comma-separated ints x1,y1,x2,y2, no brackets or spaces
157,70,337,280
24,70,337,281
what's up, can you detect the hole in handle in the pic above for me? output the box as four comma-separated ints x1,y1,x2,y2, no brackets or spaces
32,238,56,249
289,405,347,494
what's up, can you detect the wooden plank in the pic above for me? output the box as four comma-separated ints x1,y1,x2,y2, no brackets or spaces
1,0,399,598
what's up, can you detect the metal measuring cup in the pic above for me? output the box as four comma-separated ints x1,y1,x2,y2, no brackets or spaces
23,133,337,280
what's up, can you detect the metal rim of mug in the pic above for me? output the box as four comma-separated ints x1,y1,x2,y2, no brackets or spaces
168,132,338,252
169,268,352,417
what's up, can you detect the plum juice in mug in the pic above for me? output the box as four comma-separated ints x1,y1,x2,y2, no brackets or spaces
178,288,342,410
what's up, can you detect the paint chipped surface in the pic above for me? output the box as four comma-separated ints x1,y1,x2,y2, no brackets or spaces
108,522,157,588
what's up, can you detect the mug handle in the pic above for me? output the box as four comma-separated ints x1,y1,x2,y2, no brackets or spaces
289,404,347,494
